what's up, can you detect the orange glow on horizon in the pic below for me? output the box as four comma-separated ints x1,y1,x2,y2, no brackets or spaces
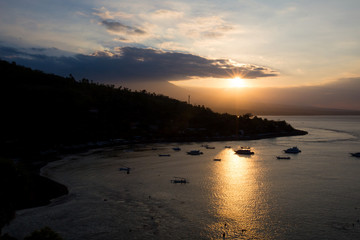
227,76,248,88
169,76,251,89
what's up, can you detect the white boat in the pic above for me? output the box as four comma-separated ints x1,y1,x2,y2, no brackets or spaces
284,146,301,154
234,147,254,155
187,150,203,155
350,152,360,157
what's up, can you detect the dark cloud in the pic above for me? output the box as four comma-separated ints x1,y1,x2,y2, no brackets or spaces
0,46,278,83
101,20,146,35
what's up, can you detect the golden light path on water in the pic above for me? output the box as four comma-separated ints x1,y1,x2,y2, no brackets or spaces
207,148,272,239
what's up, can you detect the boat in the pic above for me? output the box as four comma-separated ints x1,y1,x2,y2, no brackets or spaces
284,146,301,154
119,167,131,174
170,177,188,184
206,146,215,149
350,152,360,157
119,167,131,171
172,147,181,151
158,154,171,157
213,158,221,161
234,147,254,155
224,146,231,148
187,150,203,155
276,156,291,160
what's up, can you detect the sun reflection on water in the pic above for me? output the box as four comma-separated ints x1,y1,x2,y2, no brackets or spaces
207,148,271,239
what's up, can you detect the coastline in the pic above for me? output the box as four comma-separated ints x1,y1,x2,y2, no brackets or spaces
32,129,308,204
9,128,308,211
4,115,360,240
4,149,202,239
3,128,309,239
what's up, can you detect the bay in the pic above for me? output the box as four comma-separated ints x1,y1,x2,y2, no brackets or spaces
4,116,360,240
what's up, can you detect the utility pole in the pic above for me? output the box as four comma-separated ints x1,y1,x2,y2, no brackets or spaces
188,95,191,104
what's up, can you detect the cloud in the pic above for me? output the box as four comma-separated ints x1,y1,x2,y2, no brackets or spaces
113,36,132,43
0,46,278,84
178,16,234,39
242,77,360,110
101,20,146,35
151,9,184,19
92,7,132,20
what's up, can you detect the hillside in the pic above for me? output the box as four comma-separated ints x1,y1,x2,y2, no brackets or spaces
0,60,307,230
0,60,306,157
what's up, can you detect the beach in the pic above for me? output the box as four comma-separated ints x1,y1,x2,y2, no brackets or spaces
3,146,205,240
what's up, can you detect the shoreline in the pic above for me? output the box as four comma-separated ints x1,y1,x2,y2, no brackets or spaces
15,129,307,211
37,129,308,158
0,128,308,217
3,129,309,239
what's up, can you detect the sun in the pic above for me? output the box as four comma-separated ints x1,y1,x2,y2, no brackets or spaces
227,77,247,88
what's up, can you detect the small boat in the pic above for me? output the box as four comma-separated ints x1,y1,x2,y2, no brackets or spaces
213,158,221,161
119,167,131,171
170,177,188,184
172,147,181,151
276,156,291,160
224,146,232,148
187,150,203,155
119,167,131,174
158,154,171,157
234,147,254,155
206,146,215,149
350,152,360,157
284,146,301,154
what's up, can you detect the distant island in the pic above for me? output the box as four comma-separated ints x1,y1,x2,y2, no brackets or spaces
0,59,307,159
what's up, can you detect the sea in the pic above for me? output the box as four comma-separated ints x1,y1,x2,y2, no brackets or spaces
3,116,360,240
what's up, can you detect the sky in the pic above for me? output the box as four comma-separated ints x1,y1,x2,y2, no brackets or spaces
1,0,360,113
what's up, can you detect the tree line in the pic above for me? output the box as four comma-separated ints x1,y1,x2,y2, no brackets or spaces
0,59,302,158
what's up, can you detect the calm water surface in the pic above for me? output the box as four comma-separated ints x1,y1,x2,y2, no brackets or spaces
4,116,360,240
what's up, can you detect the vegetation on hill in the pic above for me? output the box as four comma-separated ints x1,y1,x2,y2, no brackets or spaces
0,60,305,158
0,59,306,237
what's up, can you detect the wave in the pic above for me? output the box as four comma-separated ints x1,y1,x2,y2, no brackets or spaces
298,127,358,143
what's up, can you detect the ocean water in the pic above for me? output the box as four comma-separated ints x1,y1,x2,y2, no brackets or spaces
4,116,360,240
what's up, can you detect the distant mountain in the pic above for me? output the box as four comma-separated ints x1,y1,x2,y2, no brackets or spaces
213,102,360,116
164,86,360,116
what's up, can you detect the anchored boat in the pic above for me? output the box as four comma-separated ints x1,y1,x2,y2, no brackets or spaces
187,150,203,155
171,177,188,184
350,152,360,157
284,146,301,154
234,147,254,155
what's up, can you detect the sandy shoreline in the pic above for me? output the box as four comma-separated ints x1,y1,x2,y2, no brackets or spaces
3,146,206,240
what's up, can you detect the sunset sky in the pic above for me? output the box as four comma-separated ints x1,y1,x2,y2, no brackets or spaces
1,0,360,113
